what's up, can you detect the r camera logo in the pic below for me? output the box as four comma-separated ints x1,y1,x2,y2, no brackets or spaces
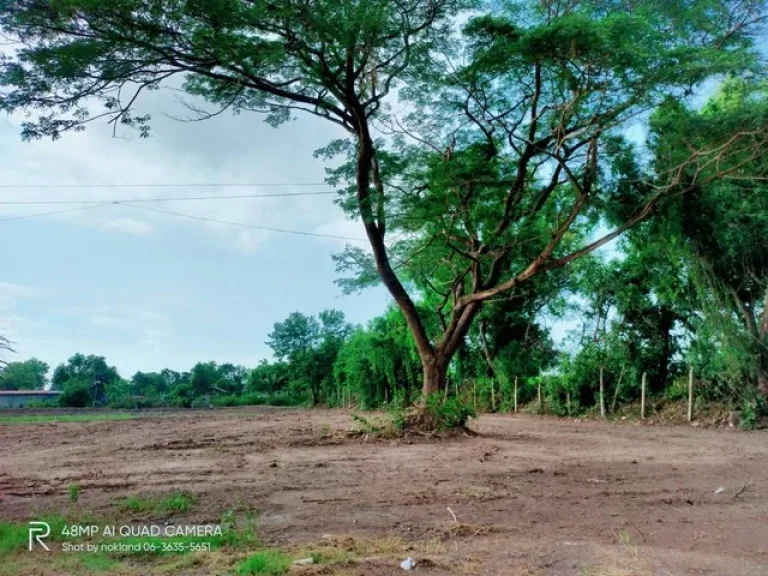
28,521,51,551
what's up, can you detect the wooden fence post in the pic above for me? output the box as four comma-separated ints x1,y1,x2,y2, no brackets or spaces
514,376,518,414
641,373,647,420
599,366,606,419
566,391,571,417
491,380,496,412
538,382,543,414
688,366,694,422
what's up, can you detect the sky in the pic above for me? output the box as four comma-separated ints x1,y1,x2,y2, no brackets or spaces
0,87,391,376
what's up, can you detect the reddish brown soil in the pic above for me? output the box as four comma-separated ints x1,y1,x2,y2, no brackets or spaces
1,408,767,575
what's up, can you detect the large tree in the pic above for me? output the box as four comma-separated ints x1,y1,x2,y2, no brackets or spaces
651,79,768,396
52,353,121,404
267,309,350,403
0,357,49,390
2,0,766,401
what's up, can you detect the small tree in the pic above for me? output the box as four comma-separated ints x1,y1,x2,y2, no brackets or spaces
59,379,93,408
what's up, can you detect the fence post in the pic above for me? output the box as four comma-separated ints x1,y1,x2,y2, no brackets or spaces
491,380,496,412
641,373,647,420
599,366,606,419
566,391,571,417
514,376,518,414
473,380,477,412
538,382,543,414
688,366,694,423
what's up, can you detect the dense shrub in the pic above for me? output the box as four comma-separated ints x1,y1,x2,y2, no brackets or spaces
58,380,92,408
425,394,475,431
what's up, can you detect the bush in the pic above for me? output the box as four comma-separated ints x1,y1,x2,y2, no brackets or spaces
58,380,92,408
740,395,766,430
190,396,213,409
108,396,161,409
209,392,303,408
237,550,291,575
387,390,409,434
425,394,475,431
664,377,689,402
23,399,58,409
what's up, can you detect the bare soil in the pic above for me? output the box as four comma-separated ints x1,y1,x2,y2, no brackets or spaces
1,407,767,575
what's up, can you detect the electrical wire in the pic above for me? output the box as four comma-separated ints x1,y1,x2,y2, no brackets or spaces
0,190,338,205
119,203,367,242
0,203,115,222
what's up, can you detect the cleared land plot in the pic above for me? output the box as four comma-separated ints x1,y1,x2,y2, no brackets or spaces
0,407,766,575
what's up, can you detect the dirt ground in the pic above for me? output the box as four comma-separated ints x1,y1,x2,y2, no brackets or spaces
1,407,767,575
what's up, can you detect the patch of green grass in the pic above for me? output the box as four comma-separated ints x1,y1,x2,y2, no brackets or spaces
0,515,69,554
67,482,81,503
0,413,138,425
119,495,155,513
0,522,28,555
236,550,292,575
115,491,196,515
77,553,122,572
160,491,195,514
54,553,122,574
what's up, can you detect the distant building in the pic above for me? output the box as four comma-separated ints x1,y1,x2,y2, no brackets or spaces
0,390,61,408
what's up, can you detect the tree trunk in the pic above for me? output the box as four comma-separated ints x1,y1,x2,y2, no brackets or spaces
758,350,768,397
422,355,447,399
759,371,768,397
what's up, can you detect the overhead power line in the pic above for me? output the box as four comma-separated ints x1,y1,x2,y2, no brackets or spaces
0,200,367,242
0,190,338,205
0,203,115,222
120,203,367,242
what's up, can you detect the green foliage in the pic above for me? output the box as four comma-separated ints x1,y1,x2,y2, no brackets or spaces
0,515,68,554
0,522,27,555
237,551,292,575
265,310,351,405
52,354,120,406
160,492,195,514
117,491,195,515
351,413,383,435
0,413,137,425
740,395,766,430
118,495,154,514
67,482,81,504
425,394,475,431
75,553,121,572
664,378,690,403
59,379,93,408
0,358,49,390
333,307,421,409
386,390,409,434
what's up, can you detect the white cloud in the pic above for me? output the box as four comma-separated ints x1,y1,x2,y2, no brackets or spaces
0,281,44,310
